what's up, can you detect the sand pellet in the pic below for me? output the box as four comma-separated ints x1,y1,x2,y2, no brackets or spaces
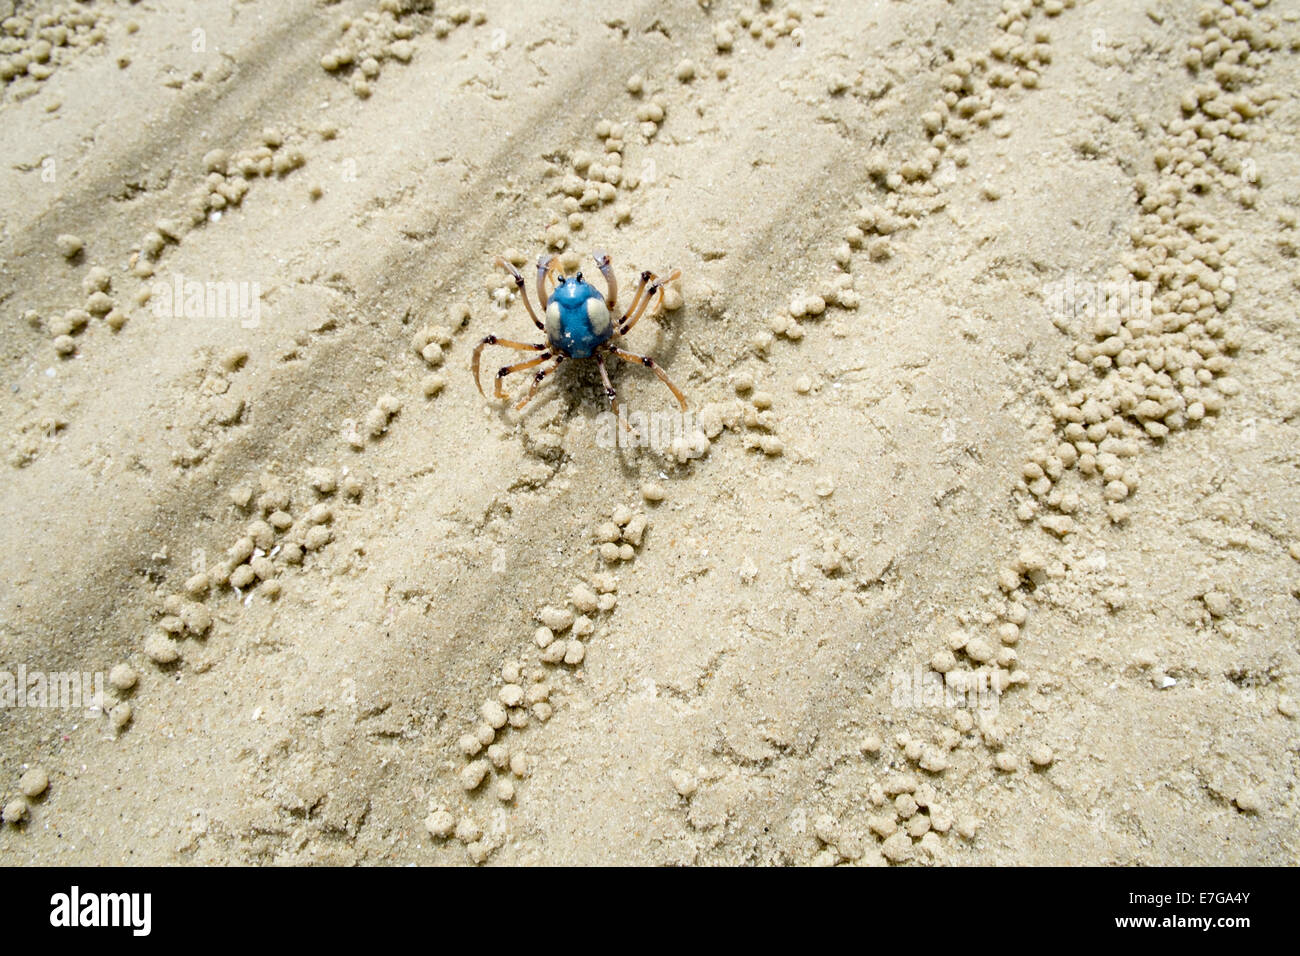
110,702,133,730
82,266,110,294
306,468,337,494
622,514,647,546
3,799,28,825
570,583,598,614
538,606,574,632
144,632,179,664
56,234,83,258
180,602,211,635
1233,790,1261,813
930,649,956,673
454,818,482,843
303,526,332,551
18,768,48,798
640,482,666,502
1029,744,1055,767
425,809,455,839
880,832,913,863
480,700,508,729
460,760,489,791
109,663,137,691
1203,591,1231,617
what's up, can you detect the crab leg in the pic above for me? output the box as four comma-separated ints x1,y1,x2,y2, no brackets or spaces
494,352,552,401
495,257,544,331
596,352,638,436
618,269,653,332
472,335,545,398
607,345,687,411
514,355,564,411
618,268,680,337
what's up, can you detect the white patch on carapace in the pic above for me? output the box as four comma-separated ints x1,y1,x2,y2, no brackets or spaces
586,296,611,337
545,300,563,343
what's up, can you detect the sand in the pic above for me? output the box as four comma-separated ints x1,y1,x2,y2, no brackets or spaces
0,0,1297,865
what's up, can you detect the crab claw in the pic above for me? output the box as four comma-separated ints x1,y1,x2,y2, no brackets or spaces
536,254,558,304
592,250,617,309
495,256,524,285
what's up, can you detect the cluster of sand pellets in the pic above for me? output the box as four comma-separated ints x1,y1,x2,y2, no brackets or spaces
1022,2,1279,536
0,2,105,95
320,0,484,98
25,263,124,358
426,501,654,863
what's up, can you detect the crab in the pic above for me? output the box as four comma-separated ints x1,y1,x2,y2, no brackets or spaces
472,251,685,419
